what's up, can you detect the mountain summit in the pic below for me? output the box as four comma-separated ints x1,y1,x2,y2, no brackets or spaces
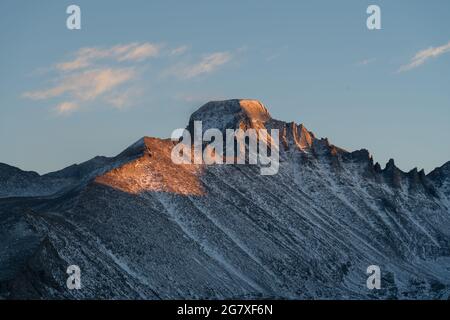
190,99,271,125
1,99,450,299
187,99,272,137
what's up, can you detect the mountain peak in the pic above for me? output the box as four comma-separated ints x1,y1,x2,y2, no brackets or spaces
188,99,271,133
238,99,271,122
385,158,397,170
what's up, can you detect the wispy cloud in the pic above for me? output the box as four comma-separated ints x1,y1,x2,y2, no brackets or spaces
24,68,136,101
118,43,161,62
23,43,145,116
24,43,239,116
264,45,288,62
55,101,80,115
105,88,143,109
56,42,161,71
170,45,189,56
398,41,450,72
356,58,376,66
165,51,232,79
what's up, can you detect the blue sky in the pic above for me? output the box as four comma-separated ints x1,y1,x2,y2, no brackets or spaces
0,0,449,174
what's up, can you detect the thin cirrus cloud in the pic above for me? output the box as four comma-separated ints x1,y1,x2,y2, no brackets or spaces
23,42,162,116
55,101,80,115
23,68,136,102
356,58,376,66
23,42,236,116
170,45,189,56
105,88,143,109
56,42,162,71
398,41,450,72
165,51,233,79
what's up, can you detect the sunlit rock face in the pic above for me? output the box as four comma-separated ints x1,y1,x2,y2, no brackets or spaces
1,99,450,299
95,137,205,196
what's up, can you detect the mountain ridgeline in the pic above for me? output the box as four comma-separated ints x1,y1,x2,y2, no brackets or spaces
1,99,449,299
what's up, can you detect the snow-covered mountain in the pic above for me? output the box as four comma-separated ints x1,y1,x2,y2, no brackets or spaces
1,99,449,299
